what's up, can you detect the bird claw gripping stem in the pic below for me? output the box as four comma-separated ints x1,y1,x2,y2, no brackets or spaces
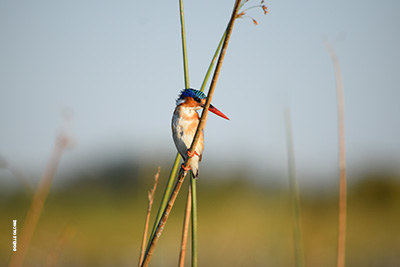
187,149,199,158
181,163,191,171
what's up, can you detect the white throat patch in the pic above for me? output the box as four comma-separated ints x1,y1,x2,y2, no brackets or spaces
176,98,186,106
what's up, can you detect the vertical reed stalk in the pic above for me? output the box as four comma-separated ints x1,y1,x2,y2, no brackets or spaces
179,0,199,264
179,174,197,267
179,0,190,89
199,30,227,92
140,1,241,266
178,186,192,267
284,109,304,267
8,133,70,267
138,167,160,267
145,0,192,259
325,41,347,267
190,174,198,267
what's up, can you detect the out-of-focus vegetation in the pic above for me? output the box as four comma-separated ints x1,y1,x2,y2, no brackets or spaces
1,163,399,267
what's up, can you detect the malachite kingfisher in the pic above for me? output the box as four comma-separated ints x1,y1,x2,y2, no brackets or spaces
171,88,229,178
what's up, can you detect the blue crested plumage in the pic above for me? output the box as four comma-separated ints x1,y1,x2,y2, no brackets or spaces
177,88,206,104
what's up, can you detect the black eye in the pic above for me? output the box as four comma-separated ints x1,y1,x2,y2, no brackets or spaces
194,97,201,103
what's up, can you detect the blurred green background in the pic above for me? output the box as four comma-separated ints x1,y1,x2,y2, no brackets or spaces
1,160,399,266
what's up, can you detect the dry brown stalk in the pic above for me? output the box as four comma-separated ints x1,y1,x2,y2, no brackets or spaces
138,167,160,267
325,41,347,267
8,133,71,267
139,1,241,266
178,186,192,267
44,225,77,267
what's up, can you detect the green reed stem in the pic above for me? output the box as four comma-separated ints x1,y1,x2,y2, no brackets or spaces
179,0,199,264
200,30,227,92
180,0,190,89
145,0,191,258
284,109,304,267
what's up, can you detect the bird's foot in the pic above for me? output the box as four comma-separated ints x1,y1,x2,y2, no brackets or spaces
181,164,191,171
187,150,199,158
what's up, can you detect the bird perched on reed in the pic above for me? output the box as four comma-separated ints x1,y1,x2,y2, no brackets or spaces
172,88,229,178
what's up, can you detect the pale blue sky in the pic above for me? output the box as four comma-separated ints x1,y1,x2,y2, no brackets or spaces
1,0,399,184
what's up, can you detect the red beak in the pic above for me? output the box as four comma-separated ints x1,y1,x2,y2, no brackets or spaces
209,104,229,120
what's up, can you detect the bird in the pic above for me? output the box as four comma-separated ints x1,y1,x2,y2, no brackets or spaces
171,88,229,178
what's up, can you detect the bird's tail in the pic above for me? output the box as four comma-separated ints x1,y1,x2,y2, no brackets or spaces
190,157,200,179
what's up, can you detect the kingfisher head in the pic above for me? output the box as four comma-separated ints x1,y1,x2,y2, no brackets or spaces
176,88,229,120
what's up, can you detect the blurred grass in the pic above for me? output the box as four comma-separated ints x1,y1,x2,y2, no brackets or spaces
1,166,400,266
